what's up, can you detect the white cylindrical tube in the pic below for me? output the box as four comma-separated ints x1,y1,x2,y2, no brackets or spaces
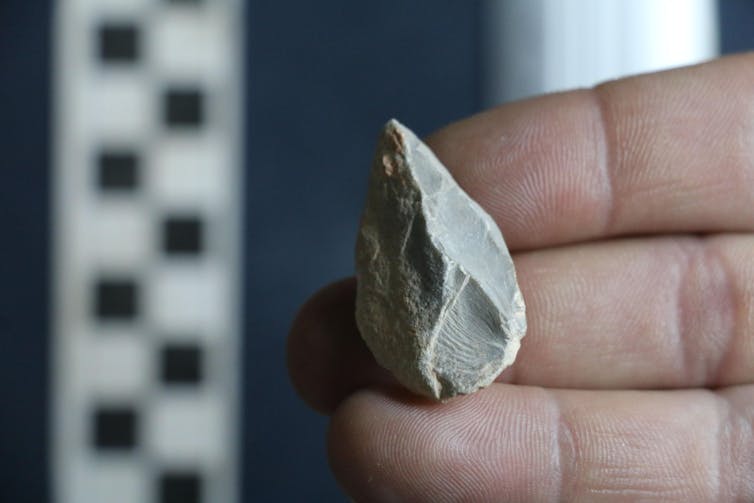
482,0,719,106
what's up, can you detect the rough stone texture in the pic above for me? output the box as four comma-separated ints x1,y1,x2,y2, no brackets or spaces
355,119,527,400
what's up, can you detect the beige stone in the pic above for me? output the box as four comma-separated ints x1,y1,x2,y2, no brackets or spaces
355,119,526,400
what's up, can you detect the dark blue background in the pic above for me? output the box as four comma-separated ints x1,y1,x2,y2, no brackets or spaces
1,1,752,501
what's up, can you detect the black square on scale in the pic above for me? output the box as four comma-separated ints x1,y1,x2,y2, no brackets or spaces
94,277,139,320
163,88,204,128
98,23,140,63
98,150,139,191
159,471,202,503
162,215,203,256
161,344,203,385
92,406,138,450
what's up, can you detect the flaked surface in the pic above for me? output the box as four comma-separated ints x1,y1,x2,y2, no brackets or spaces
355,119,526,400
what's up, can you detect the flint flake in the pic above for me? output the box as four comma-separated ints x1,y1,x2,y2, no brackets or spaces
355,119,527,400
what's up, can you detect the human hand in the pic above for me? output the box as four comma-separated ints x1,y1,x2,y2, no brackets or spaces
287,53,754,502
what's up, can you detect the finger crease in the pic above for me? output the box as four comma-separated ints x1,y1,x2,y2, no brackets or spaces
548,389,576,503
716,388,754,500
713,391,730,502
589,85,617,235
676,238,739,386
674,241,694,383
707,243,741,387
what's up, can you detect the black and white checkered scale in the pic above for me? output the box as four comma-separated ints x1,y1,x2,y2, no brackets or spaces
52,1,243,501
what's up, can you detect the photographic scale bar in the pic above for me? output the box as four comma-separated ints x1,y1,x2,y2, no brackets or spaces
52,0,244,502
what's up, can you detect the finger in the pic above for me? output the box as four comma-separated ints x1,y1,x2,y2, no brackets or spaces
328,384,754,502
286,278,394,414
501,233,754,389
425,52,754,251
288,234,754,413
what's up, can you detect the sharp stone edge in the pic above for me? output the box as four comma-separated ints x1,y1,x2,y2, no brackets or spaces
355,119,527,400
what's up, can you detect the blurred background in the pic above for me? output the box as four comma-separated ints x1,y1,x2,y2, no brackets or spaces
1,0,754,501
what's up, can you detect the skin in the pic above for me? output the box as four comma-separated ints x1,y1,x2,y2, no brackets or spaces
287,53,754,502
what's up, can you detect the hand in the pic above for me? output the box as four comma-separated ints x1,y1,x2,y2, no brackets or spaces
287,53,754,502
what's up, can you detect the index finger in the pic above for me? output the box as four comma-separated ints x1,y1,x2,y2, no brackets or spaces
427,52,754,251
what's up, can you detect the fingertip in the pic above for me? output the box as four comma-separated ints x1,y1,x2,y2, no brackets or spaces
287,278,394,414
286,278,355,414
327,387,434,503
327,384,560,503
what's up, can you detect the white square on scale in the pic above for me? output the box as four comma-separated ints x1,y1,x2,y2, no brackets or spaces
83,201,153,268
147,263,230,337
150,7,234,81
83,335,151,396
83,73,153,138
69,459,147,503
147,392,226,465
150,136,232,208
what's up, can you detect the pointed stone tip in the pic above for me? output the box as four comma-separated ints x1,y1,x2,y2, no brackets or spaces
382,118,408,157
384,117,404,131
